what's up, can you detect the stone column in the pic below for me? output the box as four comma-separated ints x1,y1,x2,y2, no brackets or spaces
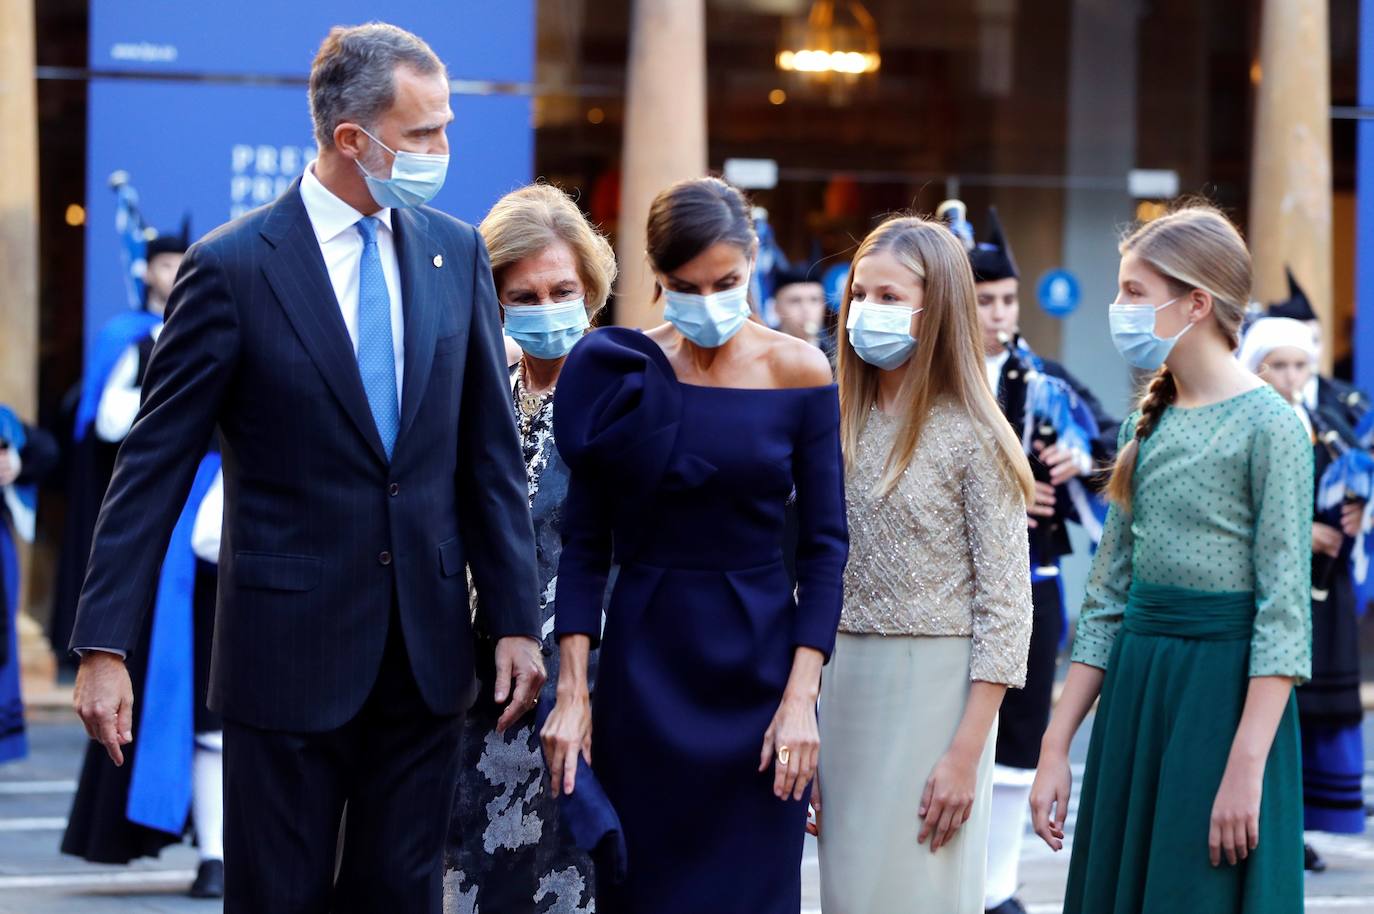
614,0,707,328
0,0,38,414
0,0,49,686
1249,0,1333,367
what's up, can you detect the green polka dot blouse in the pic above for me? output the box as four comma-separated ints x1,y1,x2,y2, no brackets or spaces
1071,385,1314,681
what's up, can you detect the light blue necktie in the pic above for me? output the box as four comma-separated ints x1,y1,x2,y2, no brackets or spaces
355,217,399,459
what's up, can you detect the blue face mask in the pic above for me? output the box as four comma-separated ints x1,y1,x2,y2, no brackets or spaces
356,127,450,209
1108,297,1191,371
847,301,920,370
663,281,751,349
503,298,590,360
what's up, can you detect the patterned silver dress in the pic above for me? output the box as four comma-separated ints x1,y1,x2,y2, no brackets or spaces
443,366,596,914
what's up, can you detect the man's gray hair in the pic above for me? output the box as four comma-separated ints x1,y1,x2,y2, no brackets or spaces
309,22,446,148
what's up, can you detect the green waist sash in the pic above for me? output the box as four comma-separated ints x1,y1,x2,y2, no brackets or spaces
1123,581,1255,642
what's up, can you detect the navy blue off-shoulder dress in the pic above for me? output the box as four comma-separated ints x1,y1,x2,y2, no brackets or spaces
552,327,848,913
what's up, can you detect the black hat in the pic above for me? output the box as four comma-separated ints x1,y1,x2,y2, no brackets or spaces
145,214,191,259
773,264,819,293
1266,267,1317,322
967,208,1018,283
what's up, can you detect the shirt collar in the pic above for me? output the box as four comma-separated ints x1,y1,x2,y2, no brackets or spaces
1302,375,1319,409
986,349,1011,372
299,161,393,245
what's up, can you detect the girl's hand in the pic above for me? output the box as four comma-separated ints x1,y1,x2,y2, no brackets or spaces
1209,757,1263,866
917,748,977,852
806,776,822,837
1030,750,1072,851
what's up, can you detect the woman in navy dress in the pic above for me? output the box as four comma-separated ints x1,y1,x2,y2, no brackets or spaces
541,177,849,913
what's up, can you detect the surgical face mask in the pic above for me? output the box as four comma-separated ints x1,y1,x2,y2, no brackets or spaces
355,127,450,209
1108,296,1192,371
503,298,590,360
847,301,919,370
663,281,751,348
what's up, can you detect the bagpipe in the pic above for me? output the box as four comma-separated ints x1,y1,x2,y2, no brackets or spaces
750,206,790,322
1001,334,1107,574
109,170,153,312
1325,407,1374,612
72,174,164,441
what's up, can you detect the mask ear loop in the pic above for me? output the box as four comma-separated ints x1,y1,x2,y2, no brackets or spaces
357,126,398,158
353,126,394,182
1155,295,1196,343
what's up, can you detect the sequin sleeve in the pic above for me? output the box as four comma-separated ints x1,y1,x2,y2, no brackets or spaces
1248,404,1313,681
1069,419,1136,670
962,429,1034,687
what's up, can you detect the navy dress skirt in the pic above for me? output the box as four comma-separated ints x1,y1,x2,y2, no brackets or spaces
552,327,848,913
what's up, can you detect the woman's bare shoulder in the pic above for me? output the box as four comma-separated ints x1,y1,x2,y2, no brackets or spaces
763,326,834,388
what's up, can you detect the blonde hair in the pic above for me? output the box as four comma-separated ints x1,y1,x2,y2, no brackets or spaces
1105,203,1252,508
837,216,1035,503
479,183,618,320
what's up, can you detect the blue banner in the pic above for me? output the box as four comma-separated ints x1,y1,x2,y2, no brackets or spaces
1357,0,1374,396
85,1,534,352
90,1,534,84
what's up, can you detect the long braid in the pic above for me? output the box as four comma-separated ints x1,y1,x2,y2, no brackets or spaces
1106,367,1177,509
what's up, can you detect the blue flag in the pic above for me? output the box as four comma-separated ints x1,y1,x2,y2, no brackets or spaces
111,171,149,312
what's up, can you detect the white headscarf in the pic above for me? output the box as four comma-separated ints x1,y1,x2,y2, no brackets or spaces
1237,316,1318,374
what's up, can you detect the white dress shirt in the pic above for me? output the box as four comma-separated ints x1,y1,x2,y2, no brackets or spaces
299,162,406,401
95,324,162,444
985,349,1010,396
191,469,224,564
1301,375,1319,412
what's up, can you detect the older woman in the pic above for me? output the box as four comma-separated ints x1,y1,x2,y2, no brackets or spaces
443,183,617,914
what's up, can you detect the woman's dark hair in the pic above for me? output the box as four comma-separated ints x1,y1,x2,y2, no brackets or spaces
645,177,757,280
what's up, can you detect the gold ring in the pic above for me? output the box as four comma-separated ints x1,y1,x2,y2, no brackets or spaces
777,746,791,766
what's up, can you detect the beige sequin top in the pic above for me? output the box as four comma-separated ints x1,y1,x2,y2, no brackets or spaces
841,398,1033,687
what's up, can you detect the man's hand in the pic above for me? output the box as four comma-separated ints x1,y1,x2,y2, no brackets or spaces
73,651,134,766
1340,500,1367,539
1038,443,1088,486
1313,522,1344,558
1027,481,1057,528
493,636,547,733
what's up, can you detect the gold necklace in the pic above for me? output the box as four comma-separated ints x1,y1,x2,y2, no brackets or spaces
518,360,552,417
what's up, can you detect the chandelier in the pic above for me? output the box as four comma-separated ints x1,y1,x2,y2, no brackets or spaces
776,0,881,79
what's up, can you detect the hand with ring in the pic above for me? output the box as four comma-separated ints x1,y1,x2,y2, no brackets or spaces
759,693,819,802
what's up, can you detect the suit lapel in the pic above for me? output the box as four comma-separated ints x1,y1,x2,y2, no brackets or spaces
393,207,440,447
259,182,389,465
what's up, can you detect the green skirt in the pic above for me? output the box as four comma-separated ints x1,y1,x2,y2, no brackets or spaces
1064,582,1303,914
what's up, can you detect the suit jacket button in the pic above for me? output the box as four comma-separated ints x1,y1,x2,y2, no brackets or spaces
388,483,400,497
379,551,392,566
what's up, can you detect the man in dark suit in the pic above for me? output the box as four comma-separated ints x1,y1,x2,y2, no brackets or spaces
70,23,543,913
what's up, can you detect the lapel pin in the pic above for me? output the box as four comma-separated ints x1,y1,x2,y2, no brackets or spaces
433,254,444,268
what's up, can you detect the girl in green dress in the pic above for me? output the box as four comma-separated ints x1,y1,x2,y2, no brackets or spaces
1029,205,1312,913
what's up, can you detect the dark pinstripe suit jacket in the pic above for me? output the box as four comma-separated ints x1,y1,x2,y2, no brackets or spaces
71,179,541,732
